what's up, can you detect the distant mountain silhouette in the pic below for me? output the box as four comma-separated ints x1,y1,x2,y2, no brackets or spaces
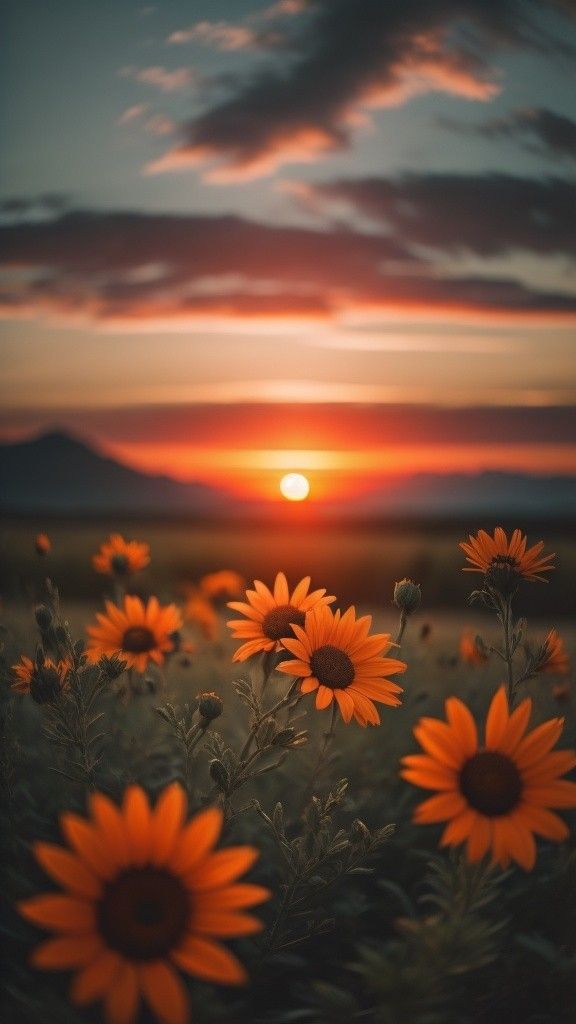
1,430,574,518
0,431,237,515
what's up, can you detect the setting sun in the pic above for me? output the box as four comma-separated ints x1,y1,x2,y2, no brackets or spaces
279,472,310,501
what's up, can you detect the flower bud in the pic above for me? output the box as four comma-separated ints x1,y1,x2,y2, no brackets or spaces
393,578,421,614
209,758,229,792
34,604,53,632
197,691,223,722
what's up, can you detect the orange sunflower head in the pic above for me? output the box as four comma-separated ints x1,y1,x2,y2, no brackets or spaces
200,571,244,600
277,604,406,726
35,533,51,556
18,783,270,1024
459,629,488,667
227,572,335,663
86,596,182,673
536,629,570,676
460,527,555,592
92,534,150,577
401,685,576,870
11,654,71,703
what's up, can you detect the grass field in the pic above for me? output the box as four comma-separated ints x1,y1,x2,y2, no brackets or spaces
2,519,576,1023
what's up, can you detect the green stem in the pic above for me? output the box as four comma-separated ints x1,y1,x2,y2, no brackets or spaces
395,609,408,646
299,701,338,812
502,596,516,706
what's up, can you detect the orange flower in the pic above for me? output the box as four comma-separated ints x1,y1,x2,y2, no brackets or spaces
11,655,71,703
18,784,269,1024
459,629,488,666
402,686,576,870
537,629,570,675
277,604,406,726
93,534,150,577
86,596,182,673
200,570,244,599
460,527,554,589
227,572,335,663
35,533,51,555
184,590,219,641
552,680,571,703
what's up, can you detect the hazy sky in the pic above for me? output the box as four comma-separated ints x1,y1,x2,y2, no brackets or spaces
1,0,575,492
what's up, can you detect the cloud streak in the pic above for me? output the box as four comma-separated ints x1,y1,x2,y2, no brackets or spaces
146,0,575,180
1,207,575,328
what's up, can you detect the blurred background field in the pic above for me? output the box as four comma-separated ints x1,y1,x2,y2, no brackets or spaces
2,516,576,615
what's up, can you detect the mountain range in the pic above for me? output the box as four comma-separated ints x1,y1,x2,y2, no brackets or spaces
1,430,574,519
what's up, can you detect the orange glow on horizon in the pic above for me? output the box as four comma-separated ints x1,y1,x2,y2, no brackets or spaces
102,439,576,502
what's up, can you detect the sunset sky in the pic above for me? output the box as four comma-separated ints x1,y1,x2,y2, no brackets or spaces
1,0,575,500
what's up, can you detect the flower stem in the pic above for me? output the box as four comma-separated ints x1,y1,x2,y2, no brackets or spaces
501,595,516,706
395,609,408,646
299,701,338,812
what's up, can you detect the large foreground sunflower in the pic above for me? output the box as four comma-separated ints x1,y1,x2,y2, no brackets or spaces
93,534,150,577
277,605,406,726
18,784,269,1024
402,686,576,870
460,527,555,589
227,572,335,663
87,596,182,673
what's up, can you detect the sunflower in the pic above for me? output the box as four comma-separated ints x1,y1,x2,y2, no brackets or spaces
227,572,335,663
184,588,219,641
200,571,244,599
12,655,71,703
459,629,488,666
459,527,555,591
18,784,269,1024
93,534,150,577
401,686,576,870
86,596,182,673
35,533,51,555
277,604,406,726
536,629,570,675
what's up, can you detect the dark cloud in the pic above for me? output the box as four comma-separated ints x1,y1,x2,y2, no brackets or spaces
146,0,576,179
292,173,576,258
1,208,575,324
470,107,576,162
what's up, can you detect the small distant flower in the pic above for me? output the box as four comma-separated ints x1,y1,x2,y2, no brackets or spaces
184,590,219,641
227,572,335,663
11,655,71,703
402,686,576,870
86,596,182,673
92,534,150,577
18,784,269,1024
460,527,554,591
535,629,570,676
277,604,406,726
200,570,245,599
393,578,421,614
35,533,51,556
459,629,489,666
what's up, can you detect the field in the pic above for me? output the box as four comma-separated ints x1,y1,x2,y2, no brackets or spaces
2,519,576,1024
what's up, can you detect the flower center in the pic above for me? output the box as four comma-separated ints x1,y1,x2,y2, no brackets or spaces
97,868,189,960
111,553,129,575
30,666,61,704
459,750,522,816
262,604,305,641
486,555,520,593
310,644,355,689
122,626,155,653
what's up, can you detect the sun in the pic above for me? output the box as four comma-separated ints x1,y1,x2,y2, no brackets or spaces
280,472,310,501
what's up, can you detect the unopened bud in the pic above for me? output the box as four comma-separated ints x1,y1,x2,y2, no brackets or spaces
34,604,53,632
198,692,223,722
394,578,421,614
209,758,230,792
